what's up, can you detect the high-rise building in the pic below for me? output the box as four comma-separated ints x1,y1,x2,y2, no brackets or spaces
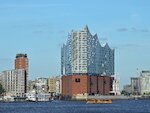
140,70,150,95
15,53,28,73
61,26,114,76
61,26,114,97
15,53,28,93
1,69,26,97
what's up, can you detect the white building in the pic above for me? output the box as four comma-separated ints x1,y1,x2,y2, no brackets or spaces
61,26,114,76
35,77,48,93
140,71,150,95
110,78,120,95
1,69,26,97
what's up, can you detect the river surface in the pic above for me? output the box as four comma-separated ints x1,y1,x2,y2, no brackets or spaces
0,100,150,113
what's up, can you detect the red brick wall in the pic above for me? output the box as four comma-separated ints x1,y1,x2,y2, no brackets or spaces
15,58,25,69
62,75,113,97
98,76,104,95
71,75,88,95
103,76,111,95
98,76,112,95
90,76,98,95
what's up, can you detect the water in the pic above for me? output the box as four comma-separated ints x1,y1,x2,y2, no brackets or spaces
0,100,150,113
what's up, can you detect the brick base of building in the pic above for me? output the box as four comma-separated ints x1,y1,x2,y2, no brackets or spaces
61,75,114,97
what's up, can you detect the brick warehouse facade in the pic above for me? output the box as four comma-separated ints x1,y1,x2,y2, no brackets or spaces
62,75,114,97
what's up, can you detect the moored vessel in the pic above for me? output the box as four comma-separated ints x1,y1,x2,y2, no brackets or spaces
86,99,112,104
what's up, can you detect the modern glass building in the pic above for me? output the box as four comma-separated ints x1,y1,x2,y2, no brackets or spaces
61,26,114,76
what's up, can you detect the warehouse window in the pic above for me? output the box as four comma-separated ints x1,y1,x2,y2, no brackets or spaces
75,78,80,82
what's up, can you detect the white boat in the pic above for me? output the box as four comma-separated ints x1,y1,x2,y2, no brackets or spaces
3,96,14,102
26,93,37,102
26,93,51,102
36,93,51,102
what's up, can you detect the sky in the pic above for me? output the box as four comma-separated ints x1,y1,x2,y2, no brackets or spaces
0,0,150,89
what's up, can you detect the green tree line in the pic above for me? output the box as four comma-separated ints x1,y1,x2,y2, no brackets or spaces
0,83,5,95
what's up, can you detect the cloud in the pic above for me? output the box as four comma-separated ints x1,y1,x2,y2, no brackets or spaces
131,27,138,32
114,44,150,50
117,28,128,32
131,28,149,33
117,27,149,33
13,23,48,29
120,44,141,48
141,29,149,32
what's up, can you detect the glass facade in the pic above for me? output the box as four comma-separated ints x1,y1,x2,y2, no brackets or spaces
61,26,114,76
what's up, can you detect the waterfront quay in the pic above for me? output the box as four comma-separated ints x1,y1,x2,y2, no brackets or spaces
72,95,131,100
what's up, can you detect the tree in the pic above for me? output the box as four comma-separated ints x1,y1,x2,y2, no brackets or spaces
0,83,5,95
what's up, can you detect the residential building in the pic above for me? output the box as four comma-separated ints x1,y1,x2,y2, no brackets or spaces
1,69,26,97
140,70,150,95
28,80,36,92
123,85,132,94
48,76,61,96
131,77,140,95
15,53,28,93
48,77,55,94
35,77,48,93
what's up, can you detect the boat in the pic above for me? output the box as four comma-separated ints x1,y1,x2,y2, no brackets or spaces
86,99,112,104
26,93,51,102
3,96,15,102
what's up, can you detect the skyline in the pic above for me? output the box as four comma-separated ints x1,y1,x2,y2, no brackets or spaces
0,0,150,88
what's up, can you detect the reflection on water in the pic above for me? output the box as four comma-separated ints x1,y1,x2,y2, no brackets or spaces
0,100,150,113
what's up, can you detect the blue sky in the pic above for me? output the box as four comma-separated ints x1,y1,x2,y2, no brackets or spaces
0,0,150,88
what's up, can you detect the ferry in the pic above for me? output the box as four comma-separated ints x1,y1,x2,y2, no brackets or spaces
26,93,51,102
86,99,112,104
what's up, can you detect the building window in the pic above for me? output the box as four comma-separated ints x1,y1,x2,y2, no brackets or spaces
75,78,80,82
